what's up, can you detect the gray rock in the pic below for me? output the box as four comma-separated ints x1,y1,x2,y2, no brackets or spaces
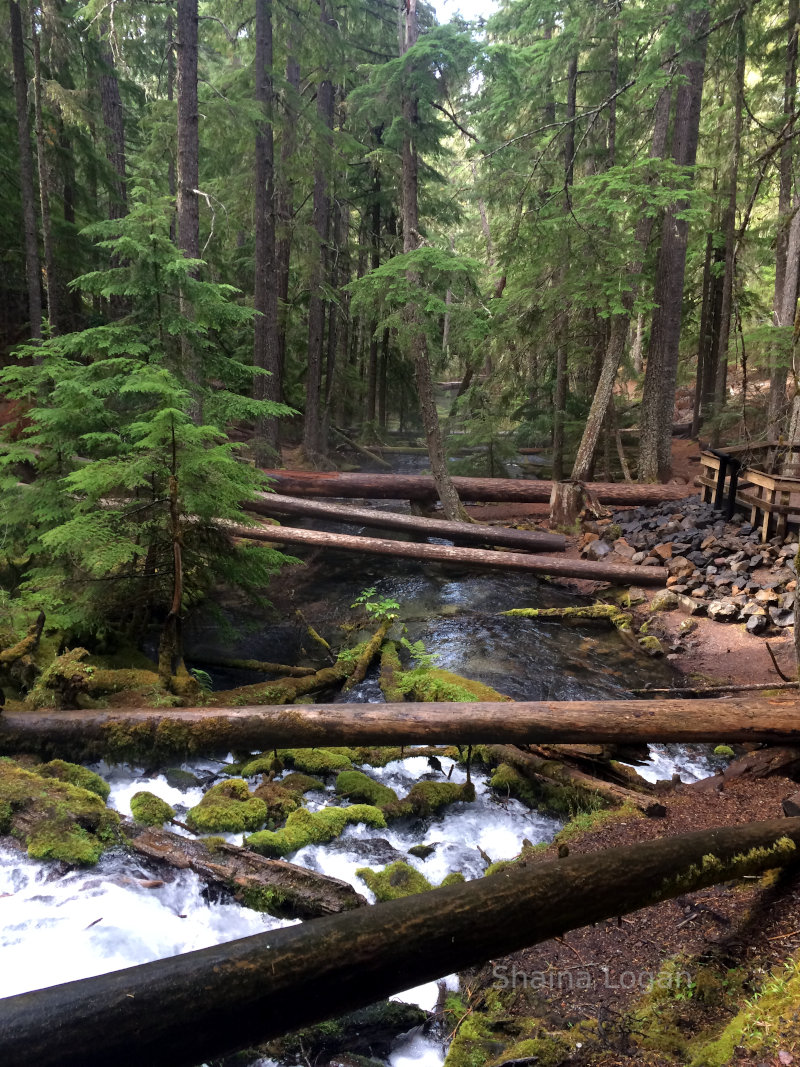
782,792,800,818
745,614,768,635
583,539,612,561
650,590,679,612
769,607,795,628
707,599,739,621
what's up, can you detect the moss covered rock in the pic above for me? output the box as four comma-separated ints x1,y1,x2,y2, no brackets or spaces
130,791,175,826
163,767,200,790
336,770,398,807
246,803,386,857
252,780,301,822
279,748,356,775
383,780,476,820
489,763,540,808
36,759,110,801
186,778,267,834
0,757,120,865
280,771,324,794
357,860,465,901
400,667,511,703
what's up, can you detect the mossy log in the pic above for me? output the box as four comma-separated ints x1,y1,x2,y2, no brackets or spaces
485,744,666,817
4,695,800,762
5,818,800,1067
246,492,566,552
122,819,365,919
0,611,44,666
191,656,316,677
502,604,639,649
225,521,668,586
260,469,692,505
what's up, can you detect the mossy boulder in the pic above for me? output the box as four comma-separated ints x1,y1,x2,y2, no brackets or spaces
36,759,110,801
0,757,120,865
713,745,735,758
407,843,436,859
280,771,324,794
252,780,301,822
130,791,175,826
336,770,398,807
383,780,476,820
186,778,267,834
400,667,511,703
489,763,540,808
246,803,386,858
357,860,465,901
279,748,356,775
163,767,200,790
239,754,283,778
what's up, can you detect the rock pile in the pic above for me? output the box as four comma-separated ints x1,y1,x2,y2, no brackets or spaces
580,496,797,635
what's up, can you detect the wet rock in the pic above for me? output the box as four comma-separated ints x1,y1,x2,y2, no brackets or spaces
407,843,436,859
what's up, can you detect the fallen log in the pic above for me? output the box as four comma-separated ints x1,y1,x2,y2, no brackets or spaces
262,469,693,505
188,656,316,677
3,695,800,761
485,744,664,816
3,818,800,1067
123,820,365,918
226,522,667,585
246,492,566,553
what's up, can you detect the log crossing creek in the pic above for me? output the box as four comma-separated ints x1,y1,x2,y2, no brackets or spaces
0,490,737,1067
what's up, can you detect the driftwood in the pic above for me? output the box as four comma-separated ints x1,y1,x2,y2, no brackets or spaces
3,695,800,761
4,818,800,1067
246,492,566,553
486,744,665,817
226,521,668,586
123,820,365,918
261,469,693,505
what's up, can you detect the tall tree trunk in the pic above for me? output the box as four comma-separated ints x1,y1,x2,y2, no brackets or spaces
365,169,381,425
551,51,578,483
400,0,466,521
10,0,43,342
692,218,716,437
639,9,709,481
276,41,300,389
303,9,334,461
31,9,59,335
167,12,176,238
98,26,127,220
176,0,201,409
253,0,281,460
710,16,746,442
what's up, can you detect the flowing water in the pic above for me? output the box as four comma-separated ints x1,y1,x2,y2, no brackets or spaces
0,493,718,1066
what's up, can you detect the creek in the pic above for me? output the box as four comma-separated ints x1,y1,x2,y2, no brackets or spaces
0,489,717,1067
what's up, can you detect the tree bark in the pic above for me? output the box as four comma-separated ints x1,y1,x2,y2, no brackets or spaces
276,42,300,390
253,0,281,460
246,492,566,551
261,468,694,504
639,11,709,481
4,818,800,1067
98,26,127,220
9,0,43,342
124,819,364,918
4,693,800,761
176,0,201,408
31,11,59,335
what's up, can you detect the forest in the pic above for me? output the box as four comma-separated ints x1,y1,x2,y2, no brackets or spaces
4,0,800,1066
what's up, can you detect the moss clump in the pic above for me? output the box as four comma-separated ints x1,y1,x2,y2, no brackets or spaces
130,791,175,826
353,746,406,767
37,759,110,801
239,883,288,914
278,748,356,775
246,803,386,857
0,757,120,865
489,760,602,817
638,634,664,656
408,843,435,859
494,1035,570,1067
357,860,465,901
383,780,476,820
400,667,511,703
186,778,267,833
713,744,735,757
490,763,541,808
239,754,281,778
336,770,398,807
280,772,324,794
379,641,405,702
252,780,300,822
163,767,200,790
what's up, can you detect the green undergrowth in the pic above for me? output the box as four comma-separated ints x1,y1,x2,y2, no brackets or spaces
357,860,465,900
130,791,175,826
186,778,267,833
0,756,120,864
246,803,386,857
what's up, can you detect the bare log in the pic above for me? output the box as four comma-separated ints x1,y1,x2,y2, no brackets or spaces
246,492,566,553
3,818,800,1067
262,469,692,504
3,695,800,762
123,820,365,918
227,522,667,585
485,744,665,816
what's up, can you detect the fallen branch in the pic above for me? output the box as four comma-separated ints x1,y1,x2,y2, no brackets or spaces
4,818,800,1066
188,657,316,678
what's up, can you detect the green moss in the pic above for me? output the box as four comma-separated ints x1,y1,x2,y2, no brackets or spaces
37,759,110,801
383,780,476,820
488,761,595,815
279,772,324,794
278,748,356,775
638,634,664,656
0,757,120,865
336,770,398,807
353,746,406,767
356,860,465,901
246,803,386,857
492,1035,570,1066
130,791,175,826
400,667,511,703
186,778,267,833
662,837,797,895
713,745,735,757
379,641,405,702
239,883,288,914
252,780,300,822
